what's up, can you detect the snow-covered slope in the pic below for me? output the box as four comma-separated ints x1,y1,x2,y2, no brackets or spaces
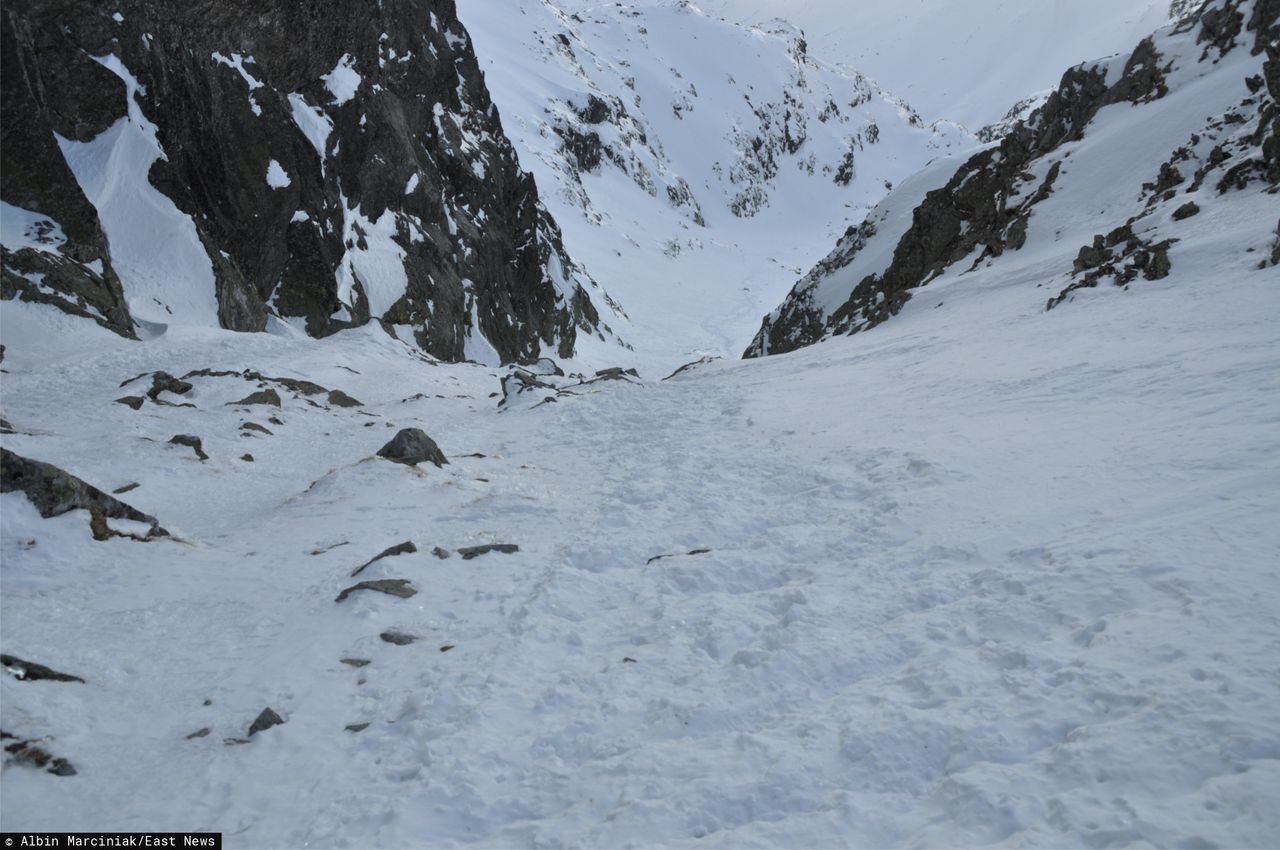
629,0,1181,130
458,0,972,371
748,0,1279,358
3,167,1278,844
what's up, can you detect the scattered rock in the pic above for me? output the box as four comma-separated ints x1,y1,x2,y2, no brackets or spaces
439,645,456,653
147,372,193,400
112,482,140,495
350,541,417,577
3,736,76,776
1172,201,1201,220
223,738,251,746
594,367,640,381
340,658,371,668
115,396,145,410
227,389,281,408
1,654,85,683
377,428,448,467
240,422,273,435
662,356,719,381
169,435,209,461
309,541,350,555
185,728,211,740
457,543,519,560
268,415,285,426
623,657,638,663
0,449,167,538
345,723,370,733
327,389,363,408
241,454,255,462
432,547,452,559
247,707,285,737
379,630,418,646
335,579,418,603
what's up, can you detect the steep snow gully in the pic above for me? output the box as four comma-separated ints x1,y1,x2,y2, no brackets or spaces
2,0,1279,847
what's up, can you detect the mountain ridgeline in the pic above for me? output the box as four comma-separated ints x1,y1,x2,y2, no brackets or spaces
0,0,618,364
745,0,1279,358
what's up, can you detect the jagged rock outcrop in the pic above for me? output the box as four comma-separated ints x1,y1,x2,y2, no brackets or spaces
0,0,619,364
746,0,1279,358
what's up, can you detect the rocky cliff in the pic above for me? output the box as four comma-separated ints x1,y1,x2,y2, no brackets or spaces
1,0,620,364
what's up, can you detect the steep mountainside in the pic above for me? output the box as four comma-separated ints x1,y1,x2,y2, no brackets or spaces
747,0,1279,358
459,0,971,368
1,0,621,364
634,0,1180,129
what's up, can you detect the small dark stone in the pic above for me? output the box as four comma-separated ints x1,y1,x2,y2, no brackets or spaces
432,547,452,559
147,372,193,400
457,543,519,560
623,657,638,663
203,699,213,706
379,630,418,646
48,758,77,776
240,422,273,435
115,396,145,410
1172,201,1201,220
350,541,417,577
328,389,363,408
268,416,285,426
345,723,371,733
247,707,285,737
169,435,209,461
340,658,371,668
241,454,255,462
439,645,456,653
593,367,640,381
227,389,282,408
377,428,448,467
112,482,140,495
335,579,417,603
1,654,85,683
223,738,251,746
185,728,211,740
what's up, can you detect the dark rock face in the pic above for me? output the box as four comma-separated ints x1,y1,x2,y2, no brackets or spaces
0,447,166,538
0,0,614,364
745,0,1278,359
377,428,447,467
247,707,285,737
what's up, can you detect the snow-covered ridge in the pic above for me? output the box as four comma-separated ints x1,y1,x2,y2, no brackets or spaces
747,0,1279,358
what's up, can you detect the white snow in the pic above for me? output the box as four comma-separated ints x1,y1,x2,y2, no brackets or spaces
403,173,419,195
211,52,264,116
54,54,219,327
288,93,334,165
334,197,409,318
321,54,362,106
290,210,310,224
265,159,291,189
0,202,68,254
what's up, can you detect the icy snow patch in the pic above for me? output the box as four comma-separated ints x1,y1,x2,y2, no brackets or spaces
288,94,333,165
321,54,362,106
266,160,291,189
335,197,408,317
0,202,68,254
55,54,218,326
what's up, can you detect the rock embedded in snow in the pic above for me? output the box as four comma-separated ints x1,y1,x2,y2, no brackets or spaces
168,435,209,461
334,579,417,603
147,372,193,400
2,736,77,777
184,728,210,740
0,448,166,538
339,658,371,668
227,389,282,408
457,543,519,560
327,389,363,408
1,654,85,684
350,541,417,577
377,428,447,468
344,723,370,733
240,422,273,435
115,396,145,410
247,708,285,737
379,630,418,646
1173,201,1202,220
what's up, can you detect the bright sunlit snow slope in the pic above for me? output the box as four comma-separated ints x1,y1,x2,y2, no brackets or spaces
458,0,971,373
2,178,1278,844
611,0,1177,129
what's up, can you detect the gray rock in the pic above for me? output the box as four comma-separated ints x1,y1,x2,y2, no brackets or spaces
328,389,363,408
1,654,85,683
0,448,166,538
227,389,281,408
340,658,371,668
335,579,417,603
1172,201,1201,220
350,541,417,577
240,422,273,435
247,707,285,737
185,728,211,740
379,630,418,646
2,736,77,777
345,723,371,733
377,429,448,468
169,435,209,461
112,482,140,495
457,543,519,560
432,547,452,559
241,454,255,462
147,372,193,400
115,396,145,410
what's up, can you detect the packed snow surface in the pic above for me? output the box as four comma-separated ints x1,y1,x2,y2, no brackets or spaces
2,232,1277,844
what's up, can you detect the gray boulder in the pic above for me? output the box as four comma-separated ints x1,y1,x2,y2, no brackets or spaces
0,448,166,538
377,429,447,468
